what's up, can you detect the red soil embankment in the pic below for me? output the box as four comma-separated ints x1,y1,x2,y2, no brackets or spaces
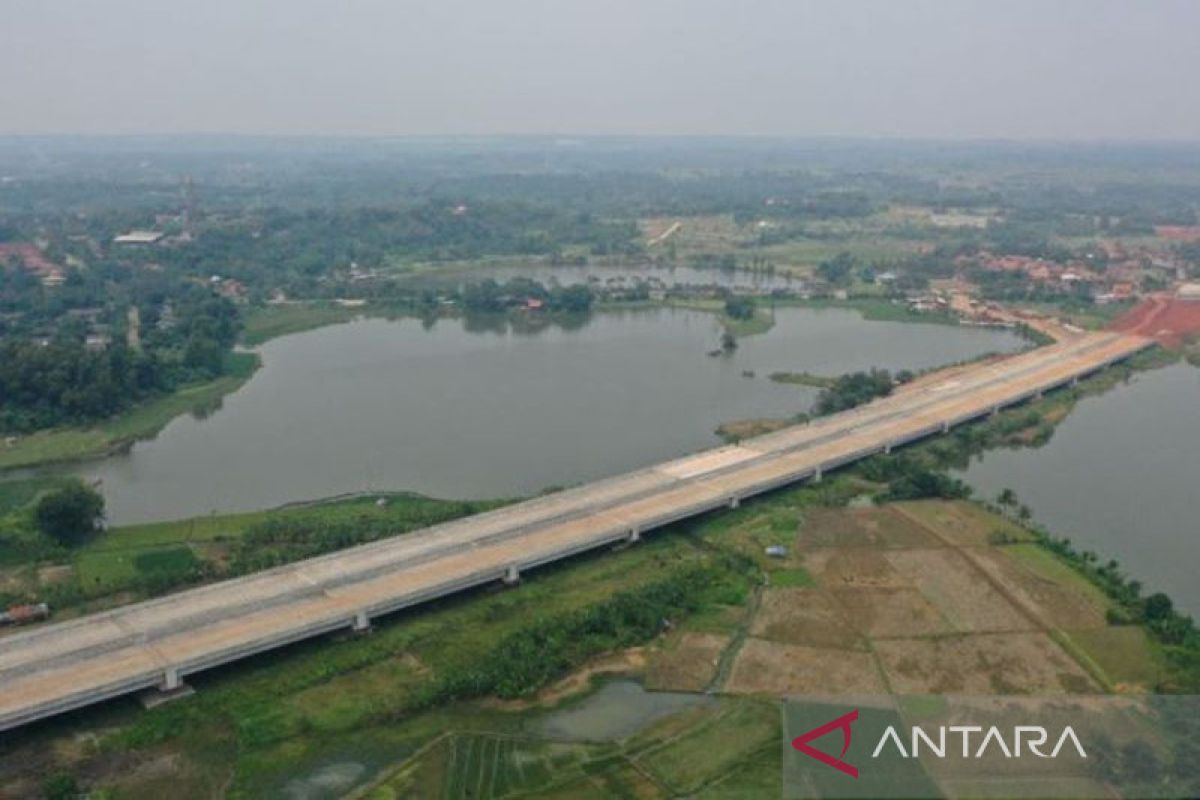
1109,295,1200,347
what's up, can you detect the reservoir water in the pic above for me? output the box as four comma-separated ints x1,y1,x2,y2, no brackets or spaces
71,306,1023,525
959,361,1200,616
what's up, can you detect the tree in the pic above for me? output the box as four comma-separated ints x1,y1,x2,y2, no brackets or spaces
723,295,755,321
997,488,1017,509
816,252,855,286
1143,592,1174,623
34,481,105,547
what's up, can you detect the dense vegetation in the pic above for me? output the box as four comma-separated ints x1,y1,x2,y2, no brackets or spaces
418,561,748,706
813,368,894,415
460,277,593,314
0,284,240,433
228,497,499,572
33,481,105,547
722,295,755,320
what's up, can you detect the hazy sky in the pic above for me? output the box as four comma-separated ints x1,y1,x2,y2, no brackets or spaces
2,0,1196,139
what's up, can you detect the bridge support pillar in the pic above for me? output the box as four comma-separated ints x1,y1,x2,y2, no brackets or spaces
140,667,195,709
883,443,892,455
990,405,1000,417
352,610,371,633
941,421,951,434
1034,390,1044,400
628,527,641,543
503,565,520,585
1071,377,1079,388
812,467,823,483
728,496,740,509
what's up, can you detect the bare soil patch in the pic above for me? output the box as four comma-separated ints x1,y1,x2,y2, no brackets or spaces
644,633,729,691
750,588,865,649
875,632,1098,694
829,586,953,638
963,547,1107,630
893,501,1028,548
1110,295,1200,346
37,564,74,585
799,507,939,549
725,639,885,695
804,547,907,588
885,549,1032,633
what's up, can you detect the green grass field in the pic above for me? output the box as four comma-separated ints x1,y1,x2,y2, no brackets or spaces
663,298,776,338
240,304,365,345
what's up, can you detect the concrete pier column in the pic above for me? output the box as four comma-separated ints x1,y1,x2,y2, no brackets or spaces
352,610,370,633
728,496,740,509
503,565,520,585
1034,390,1044,400
1071,377,1079,387
813,466,823,483
628,527,641,543
990,405,1000,417
941,421,951,434
141,667,195,708
883,443,892,455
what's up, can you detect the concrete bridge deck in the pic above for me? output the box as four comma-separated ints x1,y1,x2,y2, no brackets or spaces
0,332,1152,732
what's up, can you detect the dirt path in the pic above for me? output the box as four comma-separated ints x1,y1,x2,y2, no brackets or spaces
647,220,682,246
706,583,764,693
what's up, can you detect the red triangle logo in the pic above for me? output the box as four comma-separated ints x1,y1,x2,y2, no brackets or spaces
791,708,859,778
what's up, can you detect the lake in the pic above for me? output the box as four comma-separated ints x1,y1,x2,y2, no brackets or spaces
72,306,1024,525
959,361,1200,616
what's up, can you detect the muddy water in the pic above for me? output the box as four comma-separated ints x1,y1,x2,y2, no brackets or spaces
533,680,714,742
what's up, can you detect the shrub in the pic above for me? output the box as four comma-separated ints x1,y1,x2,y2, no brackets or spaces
33,481,104,547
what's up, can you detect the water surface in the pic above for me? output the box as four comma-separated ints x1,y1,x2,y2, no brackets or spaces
74,306,1023,524
960,362,1200,616
534,680,714,742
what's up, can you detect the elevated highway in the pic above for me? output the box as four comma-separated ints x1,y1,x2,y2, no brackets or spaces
0,332,1152,732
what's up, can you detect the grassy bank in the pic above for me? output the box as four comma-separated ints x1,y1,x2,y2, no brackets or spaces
767,370,836,388
0,352,260,472
664,298,776,337
773,296,961,326
240,304,374,346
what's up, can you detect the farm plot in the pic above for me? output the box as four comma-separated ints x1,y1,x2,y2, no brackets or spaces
749,587,864,649
644,632,729,691
874,632,1099,694
720,500,1137,698
884,548,1034,633
798,506,940,549
725,639,885,695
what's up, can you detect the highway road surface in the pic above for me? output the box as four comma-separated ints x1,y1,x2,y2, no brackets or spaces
0,331,1151,732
